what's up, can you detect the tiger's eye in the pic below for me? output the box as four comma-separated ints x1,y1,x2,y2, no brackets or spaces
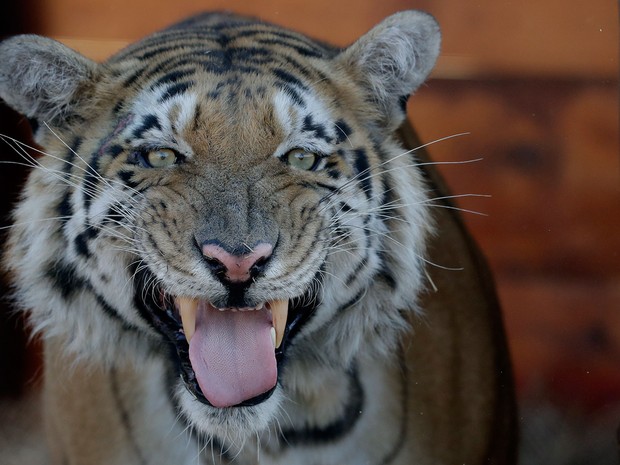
286,149,318,171
146,148,177,168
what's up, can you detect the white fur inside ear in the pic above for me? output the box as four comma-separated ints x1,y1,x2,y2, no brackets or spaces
338,11,441,129
0,35,96,123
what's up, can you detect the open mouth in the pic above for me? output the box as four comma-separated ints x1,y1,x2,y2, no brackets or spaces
134,269,319,408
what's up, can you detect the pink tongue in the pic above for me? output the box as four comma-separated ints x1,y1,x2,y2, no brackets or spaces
188,302,277,408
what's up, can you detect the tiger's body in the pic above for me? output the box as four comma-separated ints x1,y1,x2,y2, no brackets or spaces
0,11,516,464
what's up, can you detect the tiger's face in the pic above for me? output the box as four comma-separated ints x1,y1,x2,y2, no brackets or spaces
0,12,440,437
115,73,386,415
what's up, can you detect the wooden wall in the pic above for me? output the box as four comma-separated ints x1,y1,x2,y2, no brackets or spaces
1,0,618,419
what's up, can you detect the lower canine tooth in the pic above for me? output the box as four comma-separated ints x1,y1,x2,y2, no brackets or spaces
270,299,288,349
177,297,198,343
270,327,276,348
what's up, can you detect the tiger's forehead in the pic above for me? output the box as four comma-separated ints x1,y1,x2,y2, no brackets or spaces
105,16,355,159
107,14,335,108
121,83,341,163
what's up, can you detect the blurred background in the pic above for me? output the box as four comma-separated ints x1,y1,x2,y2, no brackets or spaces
0,0,618,463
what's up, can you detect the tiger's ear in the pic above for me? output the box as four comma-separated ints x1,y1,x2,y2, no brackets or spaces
337,11,440,132
0,35,97,127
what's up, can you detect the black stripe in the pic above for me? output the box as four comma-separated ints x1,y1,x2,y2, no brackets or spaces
82,160,101,211
280,55,317,80
92,289,143,334
231,27,326,53
122,67,148,88
338,289,366,313
274,82,306,107
117,170,140,190
345,254,369,287
107,144,124,158
314,182,339,194
112,100,126,115
141,61,194,83
101,202,127,226
62,137,80,170
334,119,353,144
45,258,144,335
272,68,307,89
257,37,325,58
337,201,354,213
198,49,233,72
110,367,149,465
192,104,203,131
377,249,397,290
158,81,194,102
57,191,72,218
327,169,341,179
375,172,399,290
279,366,364,446
228,46,273,64
152,69,195,88
74,225,99,258
137,44,183,61
133,114,162,139
301,114,333,143
46,261,86,299
353,148,373,199
200,59,260,75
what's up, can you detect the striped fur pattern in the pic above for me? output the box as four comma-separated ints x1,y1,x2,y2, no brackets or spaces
0,11,444,464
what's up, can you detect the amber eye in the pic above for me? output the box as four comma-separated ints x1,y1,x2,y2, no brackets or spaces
146,148,177,168
286,148,319,171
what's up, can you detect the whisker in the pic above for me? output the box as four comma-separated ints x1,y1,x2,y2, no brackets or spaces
319,132,472,207
424,203,488,217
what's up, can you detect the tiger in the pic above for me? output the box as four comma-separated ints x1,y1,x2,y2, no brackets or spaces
0,10,516,465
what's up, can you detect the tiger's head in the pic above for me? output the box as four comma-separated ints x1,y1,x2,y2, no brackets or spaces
0,11,439,437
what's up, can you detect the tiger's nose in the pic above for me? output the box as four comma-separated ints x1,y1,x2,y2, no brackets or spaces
201,242,273,283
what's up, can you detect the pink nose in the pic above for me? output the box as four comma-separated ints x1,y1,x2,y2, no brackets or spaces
201,243,273,283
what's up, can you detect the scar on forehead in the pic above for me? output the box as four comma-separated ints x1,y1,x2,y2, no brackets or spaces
98,113,135,156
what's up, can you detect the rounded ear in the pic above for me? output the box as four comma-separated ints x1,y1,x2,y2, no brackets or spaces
0,35,97,125
336,11,440,131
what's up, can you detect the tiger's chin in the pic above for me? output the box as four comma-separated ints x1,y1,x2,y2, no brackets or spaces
174,381,284,438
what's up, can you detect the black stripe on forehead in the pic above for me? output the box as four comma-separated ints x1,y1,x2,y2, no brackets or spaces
161,13,329,56
301,114,333,144
136,44,185,61
152,69,196,88
256,37,325,58
133,114,162,139
121,48,318,92
272,68,307,90
158,81,194,103
111,16,331,88
276,84,306,108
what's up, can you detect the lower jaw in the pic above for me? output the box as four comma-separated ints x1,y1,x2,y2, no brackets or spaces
175,383,281,441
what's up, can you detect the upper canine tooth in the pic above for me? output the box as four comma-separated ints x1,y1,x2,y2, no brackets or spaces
176,297,198,343
270,299,288,349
